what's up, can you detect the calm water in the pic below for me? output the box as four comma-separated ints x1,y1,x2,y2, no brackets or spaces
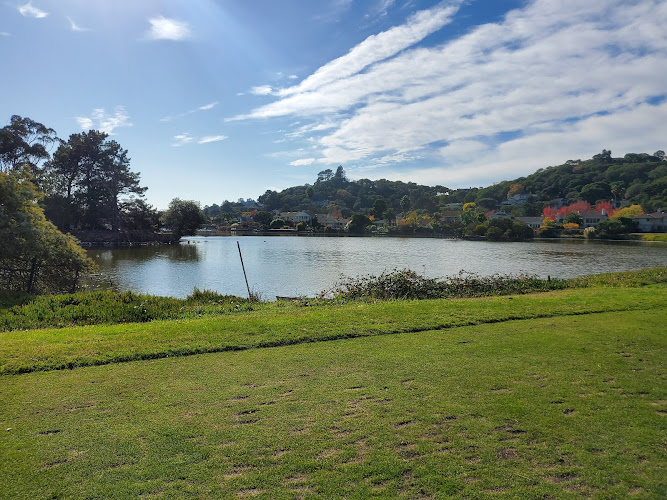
87,236,667,299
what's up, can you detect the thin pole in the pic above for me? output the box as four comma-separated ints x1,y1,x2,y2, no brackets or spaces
237,241,252,299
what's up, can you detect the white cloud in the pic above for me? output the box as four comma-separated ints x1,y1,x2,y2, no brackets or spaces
198,135,228,144
75,117,94,130
276,2,461,99
75,107,132,135
172,133,193,147
67,16,90,32
290,158,316,166
232,0,667,184
0,32,11,37
18,2,47,18
199,102,218,111
288,75,298,80
146,16,191,41
251,85,273,96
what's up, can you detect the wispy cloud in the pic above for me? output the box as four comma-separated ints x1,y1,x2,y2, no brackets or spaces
0,32,11,37
75,107,132,135
232,0,667,185
172,133,193,147
18,2,48,18
161,101,219,122
199,102,218,111
289,158,316,166
275,2,462,99
198,135,228,144
67,16,90,32
145,16,191,41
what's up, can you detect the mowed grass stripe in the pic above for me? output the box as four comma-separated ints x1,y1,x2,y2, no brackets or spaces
1,310,665,498
1,285,664,375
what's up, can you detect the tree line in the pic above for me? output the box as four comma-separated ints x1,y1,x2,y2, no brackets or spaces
0,115,204,293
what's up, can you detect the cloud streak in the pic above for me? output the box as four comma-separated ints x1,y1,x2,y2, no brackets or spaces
198,135,228,144
18,2,48,18
76,107,132,135
145,16,191,41
67,16,90,32
232,0,667,186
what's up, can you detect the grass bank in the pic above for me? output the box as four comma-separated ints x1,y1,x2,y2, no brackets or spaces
1,308,665,498
0,269,665,498
0,284,664,375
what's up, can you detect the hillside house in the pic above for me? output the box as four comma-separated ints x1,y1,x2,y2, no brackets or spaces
515,216,544,229
633,212,666,232
279,211,311,224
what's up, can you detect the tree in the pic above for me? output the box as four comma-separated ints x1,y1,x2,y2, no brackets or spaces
610,204,643,220
45,130,145,231
563,212,583,226
316,169,334,183
371,198,387,218
507,183,524,199
0,171,93,293
253,211,273,228
334,165,347,180
162,198,206,241
347,214,371,234
400,195,411,217
0,115,56,175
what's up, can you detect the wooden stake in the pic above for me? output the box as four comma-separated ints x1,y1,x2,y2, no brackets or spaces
237,241,252,299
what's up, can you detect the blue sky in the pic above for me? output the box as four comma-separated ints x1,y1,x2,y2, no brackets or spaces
2,0,666,209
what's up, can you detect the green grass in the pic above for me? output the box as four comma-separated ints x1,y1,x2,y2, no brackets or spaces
1,308,665,498
638,234,667,242
0,289,265,332
0,285,664,375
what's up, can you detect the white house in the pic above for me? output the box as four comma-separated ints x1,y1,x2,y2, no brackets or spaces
279,211,311,224
633,212,666,232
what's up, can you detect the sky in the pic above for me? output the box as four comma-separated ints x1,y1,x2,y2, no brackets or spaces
2,0,666,210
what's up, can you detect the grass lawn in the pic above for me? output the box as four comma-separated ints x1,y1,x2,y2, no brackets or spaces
0,275,665,498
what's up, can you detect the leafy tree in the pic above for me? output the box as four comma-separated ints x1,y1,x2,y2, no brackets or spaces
579,181,610,204
610,204,643,220
334,165,347,180
563,212,583,226
316,169,334,183
371,198,387,218
347,214,371,234
162,199,206,240
507,183,524,199
0,171,93,293
270,219,284,229
253,211,273,228
45,130,145,231
400,195,411,217
0,115,56,175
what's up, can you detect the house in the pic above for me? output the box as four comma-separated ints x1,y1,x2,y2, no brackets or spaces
443,202,464,210
315,214,347,229
633,212,666,232
488,211,513,219
440,211,461,224
578,211,608,228
279,211,311,224
501,193,537,205
515,216,544,229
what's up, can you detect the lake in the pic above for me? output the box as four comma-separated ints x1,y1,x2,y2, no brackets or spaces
87,236,667,299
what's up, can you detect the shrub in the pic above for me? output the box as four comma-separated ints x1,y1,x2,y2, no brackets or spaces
319,269,566,301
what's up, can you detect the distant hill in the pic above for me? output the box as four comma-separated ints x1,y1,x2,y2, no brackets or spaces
206,151,665,218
